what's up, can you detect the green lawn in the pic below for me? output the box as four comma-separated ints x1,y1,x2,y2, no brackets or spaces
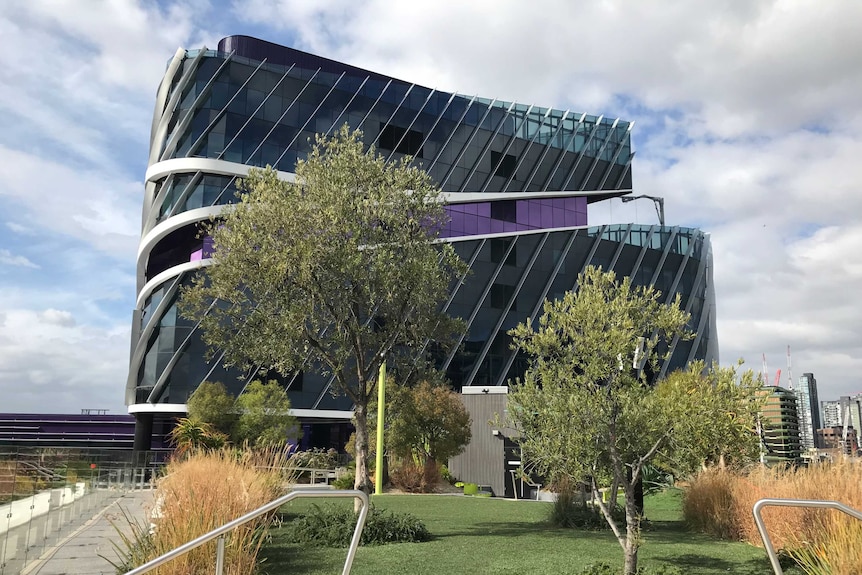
260,489,793,575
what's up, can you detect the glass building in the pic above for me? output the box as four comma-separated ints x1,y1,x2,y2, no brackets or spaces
129,36,718,448
796,372,821,451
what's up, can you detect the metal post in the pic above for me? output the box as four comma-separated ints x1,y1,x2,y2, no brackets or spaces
215,535,225,575
125,490,369,575
753,498,862,575
375,359,386,495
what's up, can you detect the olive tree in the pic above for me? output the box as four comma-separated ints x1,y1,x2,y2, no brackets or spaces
180,125,466,492
508,266,761,575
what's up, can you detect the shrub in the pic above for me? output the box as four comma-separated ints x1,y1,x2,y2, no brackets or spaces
684,461,862,575
331,473,354,490
285,503,430,546
389,459,439,493
110,448,294,574
292,448,340,470
440,464,455,484
550,487,623,530
681,468,740,540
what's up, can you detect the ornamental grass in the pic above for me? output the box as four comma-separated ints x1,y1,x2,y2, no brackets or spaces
683,460,862,575
114,447,295,575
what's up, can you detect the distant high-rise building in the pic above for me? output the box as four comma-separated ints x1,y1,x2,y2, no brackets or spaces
840,394,862,435
796,373,820,451
821,400,842,428
759,386,803,463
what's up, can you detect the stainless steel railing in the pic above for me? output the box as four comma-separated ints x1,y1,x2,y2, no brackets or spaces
752,498,862,575
124,489,370,575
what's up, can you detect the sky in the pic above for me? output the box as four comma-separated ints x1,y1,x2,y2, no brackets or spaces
1,0,861,414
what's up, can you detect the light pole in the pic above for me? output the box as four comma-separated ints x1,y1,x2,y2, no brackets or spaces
621,194,665,226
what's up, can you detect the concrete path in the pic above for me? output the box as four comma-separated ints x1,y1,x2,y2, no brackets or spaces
20,491,154,575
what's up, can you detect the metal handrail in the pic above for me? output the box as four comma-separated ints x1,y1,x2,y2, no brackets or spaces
125,489,370,575
753,498,862,575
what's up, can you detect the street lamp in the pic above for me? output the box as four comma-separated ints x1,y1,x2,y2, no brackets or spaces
621,194,665,226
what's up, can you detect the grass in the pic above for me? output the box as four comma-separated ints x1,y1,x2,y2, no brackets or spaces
110,448,295,575
684,461,862,575
260,489,787,575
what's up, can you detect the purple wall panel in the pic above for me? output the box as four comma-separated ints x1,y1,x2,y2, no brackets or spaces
441,196,588,239
541,204,553,227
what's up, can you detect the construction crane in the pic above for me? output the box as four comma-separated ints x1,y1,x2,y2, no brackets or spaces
774,369,782,386
786,345,794,390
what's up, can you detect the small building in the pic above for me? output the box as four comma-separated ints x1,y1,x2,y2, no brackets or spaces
448,387,533,499
816,426,858,457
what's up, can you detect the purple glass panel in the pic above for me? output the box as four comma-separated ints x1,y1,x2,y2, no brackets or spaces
541,204,553,227
528,202,542,227
552,206,564,227
190,249,203,262
441,195,589,238
465,214,479,235
516,201,528,221
449,210,466,234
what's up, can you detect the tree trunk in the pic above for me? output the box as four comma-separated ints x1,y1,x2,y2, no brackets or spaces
353,401,373,495
623,483,641,575
423,455,438,491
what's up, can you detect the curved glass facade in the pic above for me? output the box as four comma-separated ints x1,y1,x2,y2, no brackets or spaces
129,36,716,421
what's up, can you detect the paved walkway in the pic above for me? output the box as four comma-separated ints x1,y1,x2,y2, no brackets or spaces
20,491,154,575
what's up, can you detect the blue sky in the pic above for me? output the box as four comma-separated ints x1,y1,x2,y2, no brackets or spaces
2,0,861,413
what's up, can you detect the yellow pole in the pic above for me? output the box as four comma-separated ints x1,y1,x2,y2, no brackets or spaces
375,359,386,495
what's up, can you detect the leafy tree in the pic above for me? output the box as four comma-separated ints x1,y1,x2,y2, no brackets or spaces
186,381,238,436
179,125,467,492
233,380,297,447
387,380,471,482
508,266,761,575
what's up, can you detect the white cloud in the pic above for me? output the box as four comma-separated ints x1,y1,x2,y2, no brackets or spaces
0,309,128,413
0,248,39,269
0,145,140,257
6,222,34,235
39,309,76,328
233,0,862,137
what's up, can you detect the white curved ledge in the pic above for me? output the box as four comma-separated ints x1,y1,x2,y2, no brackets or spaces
146,157,296,184
127,403,354,420
136,259,213,309
137,206,225,262
128,403,188,414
